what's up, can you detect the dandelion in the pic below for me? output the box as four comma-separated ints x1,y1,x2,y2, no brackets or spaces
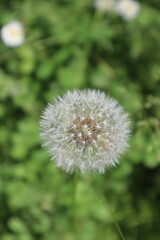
0,21,24,47
94,0,115,11
115,0,141,21
40,90,130,174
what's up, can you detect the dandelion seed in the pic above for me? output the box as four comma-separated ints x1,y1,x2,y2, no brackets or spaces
115,0,141,21
0,21,24,47
40,90,131,174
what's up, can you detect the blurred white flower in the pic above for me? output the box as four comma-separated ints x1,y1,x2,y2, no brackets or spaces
94,0,115,11
1,21,24,47
115,0,141,21
40,90,130,174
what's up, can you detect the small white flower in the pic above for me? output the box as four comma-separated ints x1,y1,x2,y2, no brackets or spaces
115,0,141,21
1,21,24,47
40,90,130,174
94,0,115,11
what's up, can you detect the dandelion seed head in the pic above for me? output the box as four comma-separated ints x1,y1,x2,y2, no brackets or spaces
115,0,141,21
1,21,24,47
40,90,131,174
94,0,116,11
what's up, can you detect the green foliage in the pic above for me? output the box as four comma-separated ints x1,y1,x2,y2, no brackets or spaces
0,0,160,240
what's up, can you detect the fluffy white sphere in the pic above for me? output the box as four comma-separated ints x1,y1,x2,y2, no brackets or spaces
40,90,131,174
94,0,115,11
115,0,141,21
1,21,24,47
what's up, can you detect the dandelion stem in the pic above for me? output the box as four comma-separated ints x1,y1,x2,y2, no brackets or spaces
71,171,79,232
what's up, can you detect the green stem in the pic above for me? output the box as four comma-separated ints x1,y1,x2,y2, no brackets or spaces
114,221,126,240
71,171,79,231
105,197,126,240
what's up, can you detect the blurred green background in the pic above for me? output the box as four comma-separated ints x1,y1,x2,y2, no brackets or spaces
0,0,160,240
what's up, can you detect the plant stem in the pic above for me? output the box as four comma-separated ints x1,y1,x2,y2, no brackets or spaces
114,221,126,240
105,197,126,240
71,171,79,233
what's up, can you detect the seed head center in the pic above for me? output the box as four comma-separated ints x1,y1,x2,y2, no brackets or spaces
68,116,102,146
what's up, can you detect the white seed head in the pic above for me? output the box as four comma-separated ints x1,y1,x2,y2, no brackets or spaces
0,21,25,47
94,0,116,11
40,90,131,174
115,0,141,21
